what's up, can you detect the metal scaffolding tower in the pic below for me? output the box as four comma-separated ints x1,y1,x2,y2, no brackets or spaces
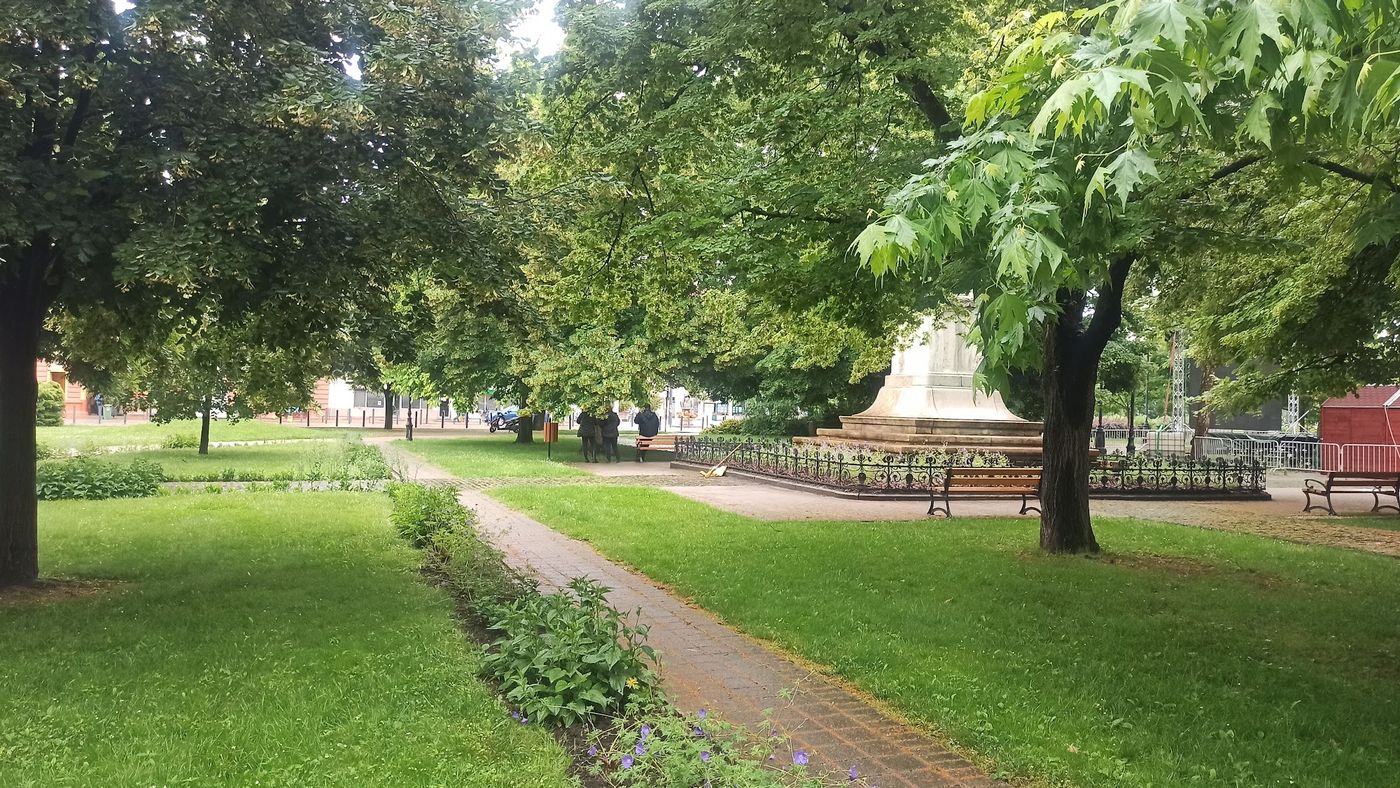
1283,393,1301,434
1169,332,1188,431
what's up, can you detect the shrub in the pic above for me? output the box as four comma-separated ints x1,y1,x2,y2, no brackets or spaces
162,433,200,449
37,458,165,500
482,577,661,727
387,482,468,547
35,443,56,461
424,526,532,614
35,382,64,427
699,418,786,438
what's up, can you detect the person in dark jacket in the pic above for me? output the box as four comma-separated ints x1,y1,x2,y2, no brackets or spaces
601,409,621,462
632,404,660,462
577,411,598,462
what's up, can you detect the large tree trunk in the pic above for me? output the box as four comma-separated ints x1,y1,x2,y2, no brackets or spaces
382,383,394,430
515,412,540,444
1040,306,1100,553
199,395,212,455
1036,255,1136,554
0,254,51,587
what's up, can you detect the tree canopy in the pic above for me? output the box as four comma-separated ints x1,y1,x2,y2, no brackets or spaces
0,0,521,585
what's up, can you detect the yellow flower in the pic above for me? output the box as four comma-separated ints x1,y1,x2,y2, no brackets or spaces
626,678,639,689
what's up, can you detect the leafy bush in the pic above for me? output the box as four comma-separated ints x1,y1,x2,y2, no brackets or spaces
699,418,787,438
387,482,468,547
482,578,660,727
35,382,64,427
35,443,56,461
162,433,200,449
37,458,165,500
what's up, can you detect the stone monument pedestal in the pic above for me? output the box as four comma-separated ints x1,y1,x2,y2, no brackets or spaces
794,312,1043,457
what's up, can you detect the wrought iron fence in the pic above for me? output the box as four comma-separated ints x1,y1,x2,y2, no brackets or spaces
674,437,1267,497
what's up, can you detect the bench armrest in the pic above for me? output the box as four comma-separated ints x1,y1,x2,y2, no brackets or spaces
1303,478,1328,492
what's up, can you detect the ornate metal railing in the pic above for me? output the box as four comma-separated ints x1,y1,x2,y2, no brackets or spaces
673,437,1267,497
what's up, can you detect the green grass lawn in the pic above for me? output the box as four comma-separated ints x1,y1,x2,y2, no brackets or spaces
37,419,362,451
395,435,591,479
0,493,570,787
492,484,1400,788
85,440,390,481
1334,515,1400,532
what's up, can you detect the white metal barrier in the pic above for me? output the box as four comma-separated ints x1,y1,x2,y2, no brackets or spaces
1339,443,1400,473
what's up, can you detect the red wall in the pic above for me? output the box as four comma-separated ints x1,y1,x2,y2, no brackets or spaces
1320,386,1400,446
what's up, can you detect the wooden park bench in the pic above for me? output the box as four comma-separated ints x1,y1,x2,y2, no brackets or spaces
929,467,1042,518
1303,471,1400,515
633,434,677,462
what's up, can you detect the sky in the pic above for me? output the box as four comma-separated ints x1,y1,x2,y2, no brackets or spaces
513,0,565,57
111,1,565,57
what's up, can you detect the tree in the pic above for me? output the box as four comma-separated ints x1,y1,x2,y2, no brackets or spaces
507,0,1024,429
857,0,1400,551
1,0,519,586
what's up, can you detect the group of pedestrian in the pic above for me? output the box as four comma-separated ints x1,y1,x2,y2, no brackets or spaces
576,409,621,462
576,404,662,463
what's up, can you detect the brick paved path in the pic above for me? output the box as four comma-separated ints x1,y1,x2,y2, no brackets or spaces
382,442,1002,788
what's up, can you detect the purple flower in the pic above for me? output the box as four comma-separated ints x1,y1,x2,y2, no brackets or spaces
635,743,646,756
698,708,707,719
640,724,651,742
793,751,809,766
694,726,705,737
510,711,520,721
587,746,598,758
849,765,858,781
621,754,634,769
700,751,711,763
520,717,528,725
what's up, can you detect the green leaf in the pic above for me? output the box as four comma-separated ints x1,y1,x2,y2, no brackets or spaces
1085,67,1154,113
1226,0,1285,77
1031,75,1091,137
1106,148,1160,206
1240,91,1281,147
1133,0,1205,49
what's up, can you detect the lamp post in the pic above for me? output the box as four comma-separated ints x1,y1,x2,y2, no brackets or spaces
1126,388,1137,456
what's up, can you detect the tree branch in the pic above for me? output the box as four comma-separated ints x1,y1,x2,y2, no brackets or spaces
1207,154,1263,183
833,6,951,130
1306,158,1398,192
722,205,850,224
1082,252,1138,356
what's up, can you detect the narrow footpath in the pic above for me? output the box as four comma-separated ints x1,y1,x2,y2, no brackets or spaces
382,442,1003,788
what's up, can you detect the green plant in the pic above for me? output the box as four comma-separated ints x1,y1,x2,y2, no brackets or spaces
387,482,469,547
35,443,56,461
482,578,660,727
585,706,845,787
423,526,532,616
36,458,165,500
35,382,64,427
162,433,200,449
698,419,789,438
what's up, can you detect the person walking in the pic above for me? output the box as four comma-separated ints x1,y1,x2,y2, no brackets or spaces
632,403,660,462
577,411,598,462
601,409,621,462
